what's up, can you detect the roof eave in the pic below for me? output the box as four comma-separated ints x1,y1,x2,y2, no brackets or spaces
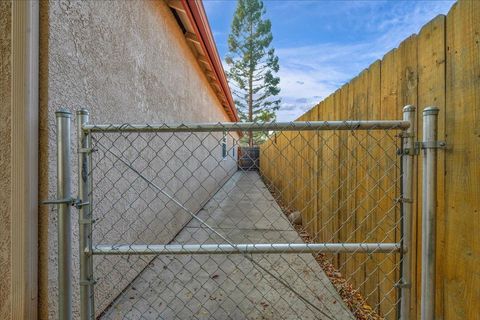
168,0,239,122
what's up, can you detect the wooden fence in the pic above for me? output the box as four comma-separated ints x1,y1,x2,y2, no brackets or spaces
260,1,479,319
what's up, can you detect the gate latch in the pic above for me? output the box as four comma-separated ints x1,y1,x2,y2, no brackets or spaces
398,140,446,156
414,141,447,151
42,197,89,209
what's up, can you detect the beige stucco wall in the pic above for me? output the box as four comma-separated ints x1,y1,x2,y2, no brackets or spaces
0,2,11,319
39,0,238,319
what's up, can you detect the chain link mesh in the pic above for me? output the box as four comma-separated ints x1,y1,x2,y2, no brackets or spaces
84,122,405,320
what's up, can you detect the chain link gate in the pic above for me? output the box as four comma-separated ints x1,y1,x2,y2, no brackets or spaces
51,105,440,320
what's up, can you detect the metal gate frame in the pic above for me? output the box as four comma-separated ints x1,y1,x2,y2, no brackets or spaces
49,105,440,320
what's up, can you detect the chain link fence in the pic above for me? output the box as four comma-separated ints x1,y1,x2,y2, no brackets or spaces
260,126,405,320
72,116,413,320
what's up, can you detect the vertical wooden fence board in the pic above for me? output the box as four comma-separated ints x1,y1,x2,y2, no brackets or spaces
323,94,334,242
365,60,382,311
274,135,280,194
263,139,270,187
301,108,310,237
310,106,318,234
262,140,268,182
315,101,325,241
284,129,290,206
352,69,369,295
331,90,342,267
297,110,307,230
380,48,398,319
305,110,313,222
395,34,419,320
297,111,308,226
267,139,273,190
282,129,288,206
337,83,349,270
316,101,324,242
323,95,337,266
417,14,446,319
344,76,358,283
445,1,480,319
311,105,320,240
274,133,281,196
342,80,350,276
276,132,283,199
298,110,309,232
291,115,300,214
284,130,291,208
317,103,326,240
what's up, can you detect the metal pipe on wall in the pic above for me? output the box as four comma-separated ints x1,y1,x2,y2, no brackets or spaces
421,106,439,320
56,109,72,320
11,0,40,317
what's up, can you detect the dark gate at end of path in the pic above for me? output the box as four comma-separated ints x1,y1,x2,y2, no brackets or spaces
238,146,260,171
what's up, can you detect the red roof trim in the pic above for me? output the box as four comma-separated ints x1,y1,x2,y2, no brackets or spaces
180,0,239,122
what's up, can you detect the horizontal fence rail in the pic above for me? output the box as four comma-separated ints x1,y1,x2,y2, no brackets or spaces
83,120,410,133
91,243,402,255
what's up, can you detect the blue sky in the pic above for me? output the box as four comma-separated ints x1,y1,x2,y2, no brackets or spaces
203,0,455,121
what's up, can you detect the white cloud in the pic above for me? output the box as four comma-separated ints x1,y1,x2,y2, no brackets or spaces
275,41,379,121
274,1,454,121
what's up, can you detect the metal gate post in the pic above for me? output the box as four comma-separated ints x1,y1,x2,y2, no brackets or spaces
56,109,73,320
77,109,95,320
400,105,415,320
421,106,439,320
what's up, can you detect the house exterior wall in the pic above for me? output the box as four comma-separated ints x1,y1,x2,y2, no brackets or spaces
38,1,238,319
0,2,12,319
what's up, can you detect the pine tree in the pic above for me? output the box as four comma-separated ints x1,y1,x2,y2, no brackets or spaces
226,0,281,146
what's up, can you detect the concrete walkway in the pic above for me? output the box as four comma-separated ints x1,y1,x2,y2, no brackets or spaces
101,171,354,320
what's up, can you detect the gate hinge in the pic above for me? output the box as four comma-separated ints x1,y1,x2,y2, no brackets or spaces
394,196,413,204
42,197,89,209
78,147,97,154
395,281,411,289
396,147,417,156
79,218,96,225
397,132,415,139
80,278,97,286
73,199,90,209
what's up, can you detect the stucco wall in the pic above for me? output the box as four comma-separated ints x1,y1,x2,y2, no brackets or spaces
39,1,238,319
0,2,11,319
